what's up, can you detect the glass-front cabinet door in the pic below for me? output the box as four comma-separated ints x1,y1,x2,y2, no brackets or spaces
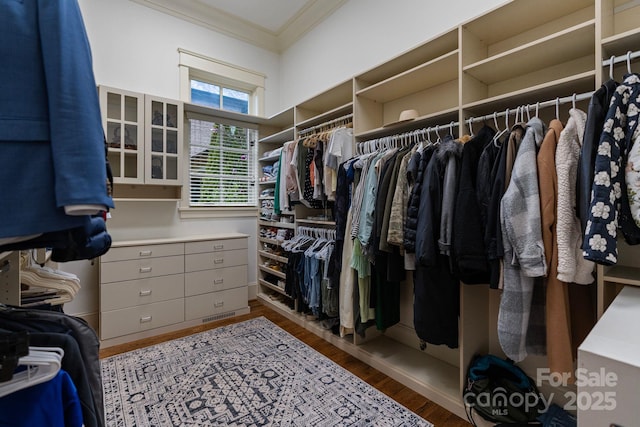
99,86,145,184
144,95,183,185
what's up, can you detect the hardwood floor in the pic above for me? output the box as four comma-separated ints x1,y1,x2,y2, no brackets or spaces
100,300,471,426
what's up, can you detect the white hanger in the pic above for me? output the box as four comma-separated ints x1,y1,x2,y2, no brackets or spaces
0,346,63,398
610,55,615,80
468,117,475,137
627,50,633,74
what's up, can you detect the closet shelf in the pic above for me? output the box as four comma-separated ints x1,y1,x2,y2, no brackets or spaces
464,21,595,85
601,28,640,56
259,237,280,246
356,29,458,87
356,334,461,413
603,266,640,287
462,71,595,115
258,154,281,162
357,51,459,103
259,196,275,200
259,179,277,185
258,279,288,296
296,219,336,226
461,0,593,45
259,265,286,280
113,198,180,202
258,220,295,229
258,127,295,145
354,108,459,140
258,250,288,264
296,103,353,130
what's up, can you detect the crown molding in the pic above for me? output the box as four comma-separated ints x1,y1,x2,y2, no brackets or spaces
276,0,348,51
130,0,348,53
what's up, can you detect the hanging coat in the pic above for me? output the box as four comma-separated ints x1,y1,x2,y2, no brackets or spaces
498,118,547,362
414,137,461,348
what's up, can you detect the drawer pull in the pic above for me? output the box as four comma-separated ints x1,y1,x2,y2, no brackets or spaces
214,244,224,250
213,258,224,264
214,301,224,308
139,250,152,257
214,278,224,285
139,267,152,273
139,289,152,297
140,316,152,323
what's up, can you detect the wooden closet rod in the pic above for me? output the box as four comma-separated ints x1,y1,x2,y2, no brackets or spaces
297,113,353,136
466,91,594,126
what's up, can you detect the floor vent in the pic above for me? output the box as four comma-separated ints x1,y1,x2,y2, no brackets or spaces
202,311,236,323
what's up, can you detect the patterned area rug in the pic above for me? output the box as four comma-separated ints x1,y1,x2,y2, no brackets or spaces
101,317,432,426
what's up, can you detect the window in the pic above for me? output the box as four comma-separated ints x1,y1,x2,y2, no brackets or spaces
178,48,265,115
188,118,257,207
178,49,264,210
190,80,250,113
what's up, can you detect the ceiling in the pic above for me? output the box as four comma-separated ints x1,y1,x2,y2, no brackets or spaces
131,0,348,52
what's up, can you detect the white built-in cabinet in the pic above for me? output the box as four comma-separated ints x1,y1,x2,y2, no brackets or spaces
98,86,183,200
256,0,640,419
99,234,249,347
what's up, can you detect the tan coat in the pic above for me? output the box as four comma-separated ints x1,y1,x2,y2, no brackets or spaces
537,119,574,382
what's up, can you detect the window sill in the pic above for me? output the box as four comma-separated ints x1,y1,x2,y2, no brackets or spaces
178,206,259,219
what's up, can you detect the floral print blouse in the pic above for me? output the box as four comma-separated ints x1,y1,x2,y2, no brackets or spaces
583,73,640,264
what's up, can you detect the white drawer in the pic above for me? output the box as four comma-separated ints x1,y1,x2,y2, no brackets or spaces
100,274,184,311
184,265,247,297
185,249,248,272
185,238,247,255
101,243,183,263
100,255,184,283
185,287,247,321
100,298,184,340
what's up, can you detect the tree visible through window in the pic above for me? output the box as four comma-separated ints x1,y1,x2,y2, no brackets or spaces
189,119,257,206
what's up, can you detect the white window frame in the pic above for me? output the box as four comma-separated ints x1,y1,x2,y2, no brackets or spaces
178,48,265,116
178,49,264,218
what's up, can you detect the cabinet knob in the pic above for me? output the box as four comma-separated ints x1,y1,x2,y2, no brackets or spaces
139,250,152,257
213,258,224,264
140,316,152,323
213,244,224,250
139,267,152,273
139,289,152,297
214,301,224,308
213,278,224,285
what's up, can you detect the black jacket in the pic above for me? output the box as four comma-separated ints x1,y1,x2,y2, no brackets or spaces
414,138,460,348
453,125,496,284
403,147,432,253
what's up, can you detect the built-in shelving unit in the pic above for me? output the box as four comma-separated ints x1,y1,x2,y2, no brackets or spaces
256,107,295,309
254,0,640,419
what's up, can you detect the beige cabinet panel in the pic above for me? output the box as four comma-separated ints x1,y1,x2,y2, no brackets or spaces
100,298,184,340
100,255,184,283
101,243,183,263
185,238,248,255
185,265,247,297
100,274,184,311
185,249,248,272
184,287,248,321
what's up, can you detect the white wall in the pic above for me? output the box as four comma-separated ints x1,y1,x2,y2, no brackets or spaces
65,0,275,318
278,0,505,109
78,0,281,116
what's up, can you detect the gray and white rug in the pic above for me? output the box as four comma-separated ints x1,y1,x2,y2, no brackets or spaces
101,317,432,426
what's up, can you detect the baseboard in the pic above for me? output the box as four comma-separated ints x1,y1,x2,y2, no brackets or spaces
248,281,257,300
